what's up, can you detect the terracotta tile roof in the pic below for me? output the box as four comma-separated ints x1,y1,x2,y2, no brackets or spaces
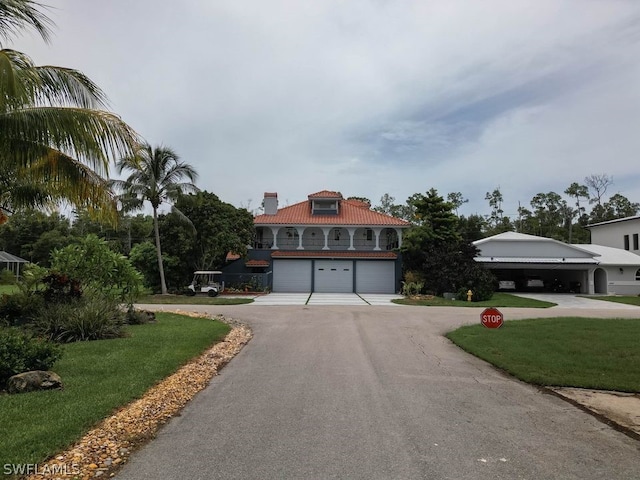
307,190,343,199
245,259,270,267
254,196,410,227
226,252,241,261
271,251,397,259
264,192,278,198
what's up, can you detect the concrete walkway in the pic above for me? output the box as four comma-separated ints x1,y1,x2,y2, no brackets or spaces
514,293,640,309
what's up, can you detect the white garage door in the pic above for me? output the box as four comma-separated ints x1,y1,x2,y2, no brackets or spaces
314,260,353,293
273,259,312,292
356,261,396,294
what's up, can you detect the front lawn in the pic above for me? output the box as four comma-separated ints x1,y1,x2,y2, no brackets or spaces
583,296,640,307
393,292,555,308
446,317,640,392
0,313,231,466
137,294,253,305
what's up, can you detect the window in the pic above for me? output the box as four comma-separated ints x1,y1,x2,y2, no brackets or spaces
366,229,373,241
334,229,341,241
636,268,640,281
624,234,630,250
634,234,639,250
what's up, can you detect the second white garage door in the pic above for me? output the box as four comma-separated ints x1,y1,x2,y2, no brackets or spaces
273,259,312,292
314,260,353,293
355,261,396,294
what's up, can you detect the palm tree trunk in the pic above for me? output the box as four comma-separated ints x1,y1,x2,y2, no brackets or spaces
153,207,168,294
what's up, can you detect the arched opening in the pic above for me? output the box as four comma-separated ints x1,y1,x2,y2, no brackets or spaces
594,268,608,294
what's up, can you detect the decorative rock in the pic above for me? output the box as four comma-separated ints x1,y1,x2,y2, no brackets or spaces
7,371,63,394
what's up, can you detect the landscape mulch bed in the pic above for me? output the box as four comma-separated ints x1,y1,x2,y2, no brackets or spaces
24,312,252,480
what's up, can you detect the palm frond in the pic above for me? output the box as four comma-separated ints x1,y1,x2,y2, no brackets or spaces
0,0,53,45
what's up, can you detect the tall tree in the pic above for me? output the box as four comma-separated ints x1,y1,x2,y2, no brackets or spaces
446,192,468,216
113,144,199,294
485,187,504,228
401,189,494,299
585,174,613,206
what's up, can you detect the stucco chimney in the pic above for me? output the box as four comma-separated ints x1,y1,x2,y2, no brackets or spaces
263,192,278,215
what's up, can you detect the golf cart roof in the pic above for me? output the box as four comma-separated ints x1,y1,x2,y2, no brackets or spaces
193,271,222,275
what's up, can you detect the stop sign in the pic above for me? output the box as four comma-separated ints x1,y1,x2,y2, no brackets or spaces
481,307,504,329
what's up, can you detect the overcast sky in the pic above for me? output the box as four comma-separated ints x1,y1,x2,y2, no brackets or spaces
11,0,640,218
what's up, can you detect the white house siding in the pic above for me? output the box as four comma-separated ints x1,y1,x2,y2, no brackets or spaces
588,217,640,255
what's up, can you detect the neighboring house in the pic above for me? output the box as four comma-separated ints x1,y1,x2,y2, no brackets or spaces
586,215,640,254
473,232,640,295
226,191,411,293
0,251,28,278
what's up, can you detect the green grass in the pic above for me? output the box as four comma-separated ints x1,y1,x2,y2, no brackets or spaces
583,296,640,307
136,294,253,305
393,292,555,308
446,317,640,392
0,313,231,466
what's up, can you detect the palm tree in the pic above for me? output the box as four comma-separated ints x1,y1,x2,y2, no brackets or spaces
0,1,138,219
113,143,199,294
0,48,139,218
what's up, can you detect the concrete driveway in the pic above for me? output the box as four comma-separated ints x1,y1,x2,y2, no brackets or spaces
119,304,640,480
250,293,403,306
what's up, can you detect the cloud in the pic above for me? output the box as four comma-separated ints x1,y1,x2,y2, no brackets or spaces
10,0,640,218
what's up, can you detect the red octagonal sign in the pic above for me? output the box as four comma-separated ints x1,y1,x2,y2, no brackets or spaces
481,307,504,329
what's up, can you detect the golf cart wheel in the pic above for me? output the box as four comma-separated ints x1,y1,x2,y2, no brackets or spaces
207,289,219,297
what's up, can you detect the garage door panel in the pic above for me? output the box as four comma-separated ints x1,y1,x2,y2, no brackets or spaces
273,260,312,292
356,261,395,294
314,260,353,293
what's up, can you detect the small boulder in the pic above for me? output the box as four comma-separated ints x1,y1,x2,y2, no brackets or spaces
7,370,63,394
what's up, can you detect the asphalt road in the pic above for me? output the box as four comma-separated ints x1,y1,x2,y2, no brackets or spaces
118,305,640,480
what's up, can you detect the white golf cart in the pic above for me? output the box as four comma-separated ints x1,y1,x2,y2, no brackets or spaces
186,271,225,297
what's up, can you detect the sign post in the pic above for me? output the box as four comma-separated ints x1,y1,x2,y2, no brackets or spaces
481,307,504,329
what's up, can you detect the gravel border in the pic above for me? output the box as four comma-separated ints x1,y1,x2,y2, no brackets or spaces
24,312,252,480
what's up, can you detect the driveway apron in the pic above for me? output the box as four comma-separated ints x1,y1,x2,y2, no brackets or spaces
118,306,640,480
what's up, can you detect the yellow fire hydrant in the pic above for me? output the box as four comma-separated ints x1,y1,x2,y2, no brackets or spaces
467,289,473,302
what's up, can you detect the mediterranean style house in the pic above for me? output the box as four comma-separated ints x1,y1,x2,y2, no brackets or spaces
224,190,411,293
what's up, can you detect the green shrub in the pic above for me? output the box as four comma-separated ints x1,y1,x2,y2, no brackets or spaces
0,328,63,388
32,294,125,343
402,281,424,296
456,283,494,302
0,268,16,285
0,292,45,327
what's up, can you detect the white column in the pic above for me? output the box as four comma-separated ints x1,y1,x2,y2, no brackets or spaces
347,228,357,250
322,227,332,250
269,226,280,249
373,228,383,251
396,228,403,249
296,226,305,250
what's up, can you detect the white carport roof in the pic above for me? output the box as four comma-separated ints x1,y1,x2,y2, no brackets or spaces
473,232,640,267
475,256,598,264
572,244,640,266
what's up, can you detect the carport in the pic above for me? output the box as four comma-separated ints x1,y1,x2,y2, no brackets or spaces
474,233,598,293
0,251,28,278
